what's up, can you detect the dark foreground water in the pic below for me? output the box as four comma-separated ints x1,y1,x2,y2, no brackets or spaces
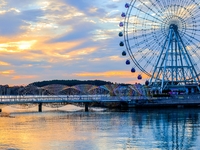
1,108,200,150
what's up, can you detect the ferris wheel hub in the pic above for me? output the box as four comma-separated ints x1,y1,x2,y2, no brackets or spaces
169,24,178,31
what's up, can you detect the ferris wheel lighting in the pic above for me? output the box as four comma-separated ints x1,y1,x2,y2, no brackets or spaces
119,22,123,27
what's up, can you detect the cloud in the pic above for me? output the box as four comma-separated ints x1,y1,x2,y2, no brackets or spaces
48,19,97,42
20,9,44,22
5,0,40,9
0,0,141,85
12,75,37,80
0,61,10,66
72,70,149,84
0,70,15,75
61,0,106,16
0,11,26,35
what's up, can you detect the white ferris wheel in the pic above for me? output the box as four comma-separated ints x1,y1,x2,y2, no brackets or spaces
119,0,200,92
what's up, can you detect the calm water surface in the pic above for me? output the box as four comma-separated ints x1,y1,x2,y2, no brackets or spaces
1,107,200,150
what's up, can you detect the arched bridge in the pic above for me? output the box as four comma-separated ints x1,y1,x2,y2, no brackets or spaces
0,83,148,112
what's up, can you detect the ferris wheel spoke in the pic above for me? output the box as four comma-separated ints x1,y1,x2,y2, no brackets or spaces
148,0,169,18
130,15,163,26
126,30,162,41
132,5,166,24
188,19,200,25
133,34,165,60
185,33,200,42
176,2,185,16
155,0,171,18
139,40,165,75
143,44,162,72
129,37,155,49
182,13,197,23
165,0,177,16
169,3,175,15
137,40,161,64
190,1,200,13
137,33,163,48
137,0,163,19
177,1,193,18
186,29,200,35
127,51,151,76
134,39,165,62
158,0,171,16
124,22,160,27
182,37,200,62
184,31,200,38
176,5,186,19
130,28,159,33
180,42,200,74
132,41,159,59
185,28,200,32
176,3,186,17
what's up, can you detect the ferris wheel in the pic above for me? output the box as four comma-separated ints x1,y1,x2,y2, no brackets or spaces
119,0,200,92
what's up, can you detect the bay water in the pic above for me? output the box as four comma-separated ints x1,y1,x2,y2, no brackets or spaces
0,105,200,150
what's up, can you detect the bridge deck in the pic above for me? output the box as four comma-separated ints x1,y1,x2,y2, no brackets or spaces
0,95,200,107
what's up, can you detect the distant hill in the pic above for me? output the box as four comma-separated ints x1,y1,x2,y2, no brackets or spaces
29,80,114,87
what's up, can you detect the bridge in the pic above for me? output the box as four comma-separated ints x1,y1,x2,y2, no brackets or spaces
0,83,147,112
0,95,140,112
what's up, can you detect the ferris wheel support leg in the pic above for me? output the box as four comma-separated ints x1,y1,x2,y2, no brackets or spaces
177,33,200,84
161,29,173,92
150,31,170,85
174,32,199,85
175,40,178,82
171,39,174,83
177,41,186,84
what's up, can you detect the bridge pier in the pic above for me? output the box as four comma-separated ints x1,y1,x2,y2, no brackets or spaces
85,103,89,112
38,103,42,112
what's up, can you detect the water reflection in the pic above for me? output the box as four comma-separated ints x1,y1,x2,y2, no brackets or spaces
130,108,199,150
0,108,200,150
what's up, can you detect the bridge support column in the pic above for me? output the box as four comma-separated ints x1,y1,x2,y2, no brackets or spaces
85,103,89,112
38,103,42,112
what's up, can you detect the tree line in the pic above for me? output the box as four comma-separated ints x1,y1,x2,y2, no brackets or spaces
29,79,114,87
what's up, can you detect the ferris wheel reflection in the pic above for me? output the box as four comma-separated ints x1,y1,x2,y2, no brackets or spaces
128,108,199,149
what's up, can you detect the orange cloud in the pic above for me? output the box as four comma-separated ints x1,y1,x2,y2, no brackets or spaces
109,56,123,61
74,70,149,79
0,61,10,66
0,40,37,53
12,75,38,80
0,70,15,75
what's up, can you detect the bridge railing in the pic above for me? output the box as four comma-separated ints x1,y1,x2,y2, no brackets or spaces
0,95,116,103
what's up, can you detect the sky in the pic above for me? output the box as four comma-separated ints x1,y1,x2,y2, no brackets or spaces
0,0,145,86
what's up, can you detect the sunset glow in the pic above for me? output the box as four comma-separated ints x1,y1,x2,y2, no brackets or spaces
0,0,140,85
